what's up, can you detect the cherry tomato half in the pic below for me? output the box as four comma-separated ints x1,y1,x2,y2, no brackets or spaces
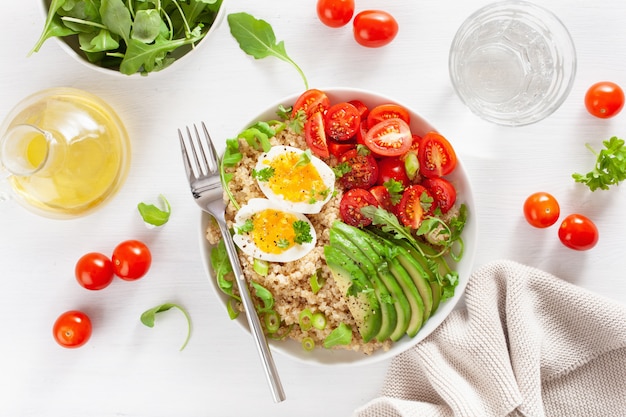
112,240,152,281
423,177,457,213
397,185,433,229
558,214,599,251
327,138,356,158
339,188,379,227
418,132,457,178
363,118,412,157
53,310,92,348
316,0,355,28
338,148,379,189
523,192,560,228
369,185,398,214
324,102,361,141
584,81,624,119
75,252,115,290
305,111,330,158
367,104,410,129
353,10,399,48
292,89,330,118
348,99,369,121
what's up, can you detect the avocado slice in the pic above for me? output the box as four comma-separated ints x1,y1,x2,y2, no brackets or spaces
329,227,398,342
331,222,413,342
324,245,381,342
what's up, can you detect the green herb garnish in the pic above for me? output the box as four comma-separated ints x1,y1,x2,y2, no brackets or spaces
572,136,626,191
227,12,309,89
252,167,275,181
251,281,274,313
293,220,313,244
276,238,290,249
294,149,312,168
137,194,171,226
236,219,254,234
333,162,352,178
140,303,192,351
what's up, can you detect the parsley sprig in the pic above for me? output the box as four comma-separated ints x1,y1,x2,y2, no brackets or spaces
572,136,626,191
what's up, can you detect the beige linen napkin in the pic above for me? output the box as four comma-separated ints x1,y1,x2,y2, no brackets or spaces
354,260,626,417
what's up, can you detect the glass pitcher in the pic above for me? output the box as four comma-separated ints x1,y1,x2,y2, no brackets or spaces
0,87,131,218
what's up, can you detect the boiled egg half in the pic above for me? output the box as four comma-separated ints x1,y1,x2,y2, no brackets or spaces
254,146,335,214
233,198,317,263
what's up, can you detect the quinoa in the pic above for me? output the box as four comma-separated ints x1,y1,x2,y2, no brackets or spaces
205,126,391,354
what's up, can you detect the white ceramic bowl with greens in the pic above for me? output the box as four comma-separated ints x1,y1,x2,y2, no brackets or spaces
33,0,225,76
199,88,477,366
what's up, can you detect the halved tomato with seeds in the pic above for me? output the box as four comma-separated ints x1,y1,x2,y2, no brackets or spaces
397,185,433,228
362,118,412,157
324,102,361,141
339,188,379,227
305,111,330,158
367,104,410,128
418,132,457,178
292,89,330,118
423,177,456,213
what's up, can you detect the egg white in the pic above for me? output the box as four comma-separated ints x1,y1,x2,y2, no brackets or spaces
255,145,335,214
232,198,317,263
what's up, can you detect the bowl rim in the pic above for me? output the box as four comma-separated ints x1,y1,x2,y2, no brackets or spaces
198,87,477,366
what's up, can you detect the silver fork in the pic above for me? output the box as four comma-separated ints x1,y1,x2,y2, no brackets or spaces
178,122,286,403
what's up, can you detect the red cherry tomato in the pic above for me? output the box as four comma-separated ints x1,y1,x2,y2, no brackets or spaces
338,148,379,189
369,185,397,214
75,252,115,290
348,100,369,121
363,118,412,157
316,0,355,28
418,132,457,178
367,104,410,128
112,240,152,281
292,89,330,118
376,156,410,187
339,188,379,227
324,102,361,141
327,138,356,158
397,185,433,229
523,192,560,228
53,310,92,348
584,81,624,119
558,214,599,251
305,111,330,158
423,177,457,213
353,10,399,48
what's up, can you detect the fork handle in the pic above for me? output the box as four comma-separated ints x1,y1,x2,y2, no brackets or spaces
217,220,286,403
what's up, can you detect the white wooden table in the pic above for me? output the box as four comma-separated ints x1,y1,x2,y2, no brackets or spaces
1,1,625,415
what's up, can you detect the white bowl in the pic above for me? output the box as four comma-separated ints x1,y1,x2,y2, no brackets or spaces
199,88,477,366
38,0,225,76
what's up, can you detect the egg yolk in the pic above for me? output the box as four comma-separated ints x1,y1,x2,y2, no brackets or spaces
264,152,329,203
252,209,298,254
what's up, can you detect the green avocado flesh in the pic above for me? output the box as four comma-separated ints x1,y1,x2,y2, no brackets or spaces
325,221,445,344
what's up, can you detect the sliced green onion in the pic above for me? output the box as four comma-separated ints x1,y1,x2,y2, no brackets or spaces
268,323,294,340
309,270,325,294
253,258,269,276
264,310,280,334
312,312,327,330
403,150,419,180
298,308,313,331
227,298,240,320
302,337,315,351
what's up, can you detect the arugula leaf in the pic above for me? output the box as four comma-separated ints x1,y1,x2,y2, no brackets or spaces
140,303,192,351
572,137,626,191
137,194,171,227
251,280,274,313
323,323,352,348
210,239,240,301
100,0,132,42
227,12,309,89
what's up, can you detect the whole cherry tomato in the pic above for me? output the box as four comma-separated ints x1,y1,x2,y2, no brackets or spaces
558,214,599,251
584,81,624,119
353,10,399,48
75,252,115,290
377,156,410,187
112,240,152,281
523,192,560,228
53,310,92,348
316,0,355,28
